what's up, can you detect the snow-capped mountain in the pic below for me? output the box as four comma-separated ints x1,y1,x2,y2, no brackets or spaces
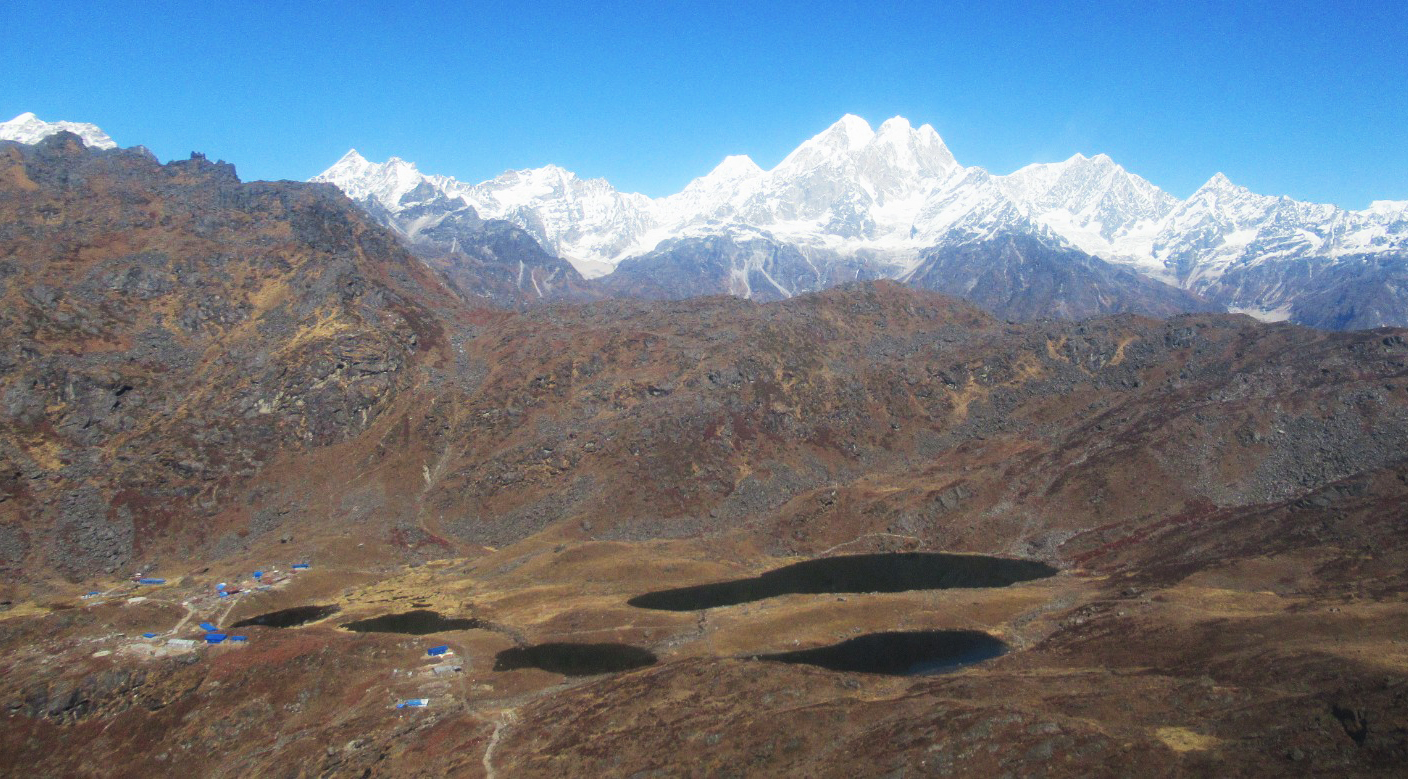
314,151,652,279
7,110,1398,327
1157,174,1408,272
469,165,656,275
316,115,977,276
638,114,977,263
0,112,116,149
314,114,1406,327
999,153,1179,268
312,149,591,305
707,114,962,243
309,114,1201,280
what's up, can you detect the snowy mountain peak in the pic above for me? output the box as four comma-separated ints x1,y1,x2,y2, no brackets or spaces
857,115,959,180
1201,172,1242,193
873,116,947,148
332,148,369,166
996,148,1180,265
831,114,877,148
711,154,763,178
311,150,429,207
0,112,117,150
875,115,913,135
680,155,764,195
534,163,575,179
1181,172,1273,213
1061,152,1115,166
777,115,876,171
1367,200,1408,216
1059,152,1116,171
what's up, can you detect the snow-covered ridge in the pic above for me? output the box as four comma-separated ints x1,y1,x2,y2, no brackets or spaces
312,114,1408,292
316,115,981,276
9,109,1398,322
0,112,116,150
313,151,652,278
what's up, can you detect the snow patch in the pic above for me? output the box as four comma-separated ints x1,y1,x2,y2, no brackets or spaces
0,112,117,149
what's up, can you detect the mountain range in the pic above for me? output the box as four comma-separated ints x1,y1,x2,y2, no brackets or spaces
309,114,1408,327
6,111,1406,327
4,123,1408,776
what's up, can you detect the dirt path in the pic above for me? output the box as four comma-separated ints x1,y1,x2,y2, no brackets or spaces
217,596,240,628
167,601,196,636
817,532,923,556
481,708,517,779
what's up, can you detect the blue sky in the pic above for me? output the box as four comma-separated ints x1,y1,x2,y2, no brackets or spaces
3,1,1405,207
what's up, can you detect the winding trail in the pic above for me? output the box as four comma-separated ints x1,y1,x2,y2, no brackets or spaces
817,532,922,557
482,709,517,779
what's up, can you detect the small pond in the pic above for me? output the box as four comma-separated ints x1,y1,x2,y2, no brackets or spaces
754,630,1006,676
493,642,658,676
340,610,485,635
230,604,341,629
628,552,1057,611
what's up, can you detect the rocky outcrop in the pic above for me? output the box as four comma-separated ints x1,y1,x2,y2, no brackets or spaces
0,133,461,577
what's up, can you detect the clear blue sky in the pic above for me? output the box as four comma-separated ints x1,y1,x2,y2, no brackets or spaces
3,1,1405,208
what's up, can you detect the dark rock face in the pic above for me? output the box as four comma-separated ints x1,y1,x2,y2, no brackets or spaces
904,231,1215,321
418,219,596,306
597,234,876,303
1183,251,1408,329
594,230,1211,322
350,183,595,307
0,132,460,578
1283,255,1408,330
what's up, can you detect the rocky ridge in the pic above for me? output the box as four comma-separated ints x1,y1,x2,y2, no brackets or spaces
0,132,466,577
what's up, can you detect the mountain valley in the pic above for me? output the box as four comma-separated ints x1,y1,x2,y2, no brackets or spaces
0,120,1407,776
